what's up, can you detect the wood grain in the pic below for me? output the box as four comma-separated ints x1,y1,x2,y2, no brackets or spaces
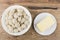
0,0,60,3
0,0,60,40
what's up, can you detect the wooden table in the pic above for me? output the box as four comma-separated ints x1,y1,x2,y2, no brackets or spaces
0,0,60,40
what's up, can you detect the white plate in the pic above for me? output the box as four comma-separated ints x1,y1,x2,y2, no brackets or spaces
1,5,32,36
34,12,57,36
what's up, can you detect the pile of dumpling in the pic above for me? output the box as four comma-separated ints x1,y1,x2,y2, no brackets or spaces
5,8,30,33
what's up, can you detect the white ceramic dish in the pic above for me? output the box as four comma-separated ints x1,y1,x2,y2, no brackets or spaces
34,12,57,36
1,5,32,36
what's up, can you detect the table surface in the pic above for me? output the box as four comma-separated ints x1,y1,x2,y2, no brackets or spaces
0,0,60,40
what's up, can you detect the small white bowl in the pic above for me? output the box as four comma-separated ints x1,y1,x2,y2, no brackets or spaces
34,12,57,36
1,5,32,36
